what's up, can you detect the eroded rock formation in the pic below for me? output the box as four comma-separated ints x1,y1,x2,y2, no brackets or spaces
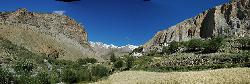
144,0,250,52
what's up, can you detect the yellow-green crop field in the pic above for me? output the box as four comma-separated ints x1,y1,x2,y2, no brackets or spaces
91,68,250,84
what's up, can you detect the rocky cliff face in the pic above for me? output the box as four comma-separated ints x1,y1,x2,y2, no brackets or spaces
0,8,98,61
143,0,250,52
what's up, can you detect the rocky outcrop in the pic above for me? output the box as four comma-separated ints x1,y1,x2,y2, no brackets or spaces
143,0,250,52
0,8,98,61
0,8,89,46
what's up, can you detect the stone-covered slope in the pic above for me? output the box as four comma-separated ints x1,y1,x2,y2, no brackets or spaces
144,0,250,52
0,8,98,61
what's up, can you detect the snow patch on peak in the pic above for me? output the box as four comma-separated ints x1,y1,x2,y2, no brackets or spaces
89,41,139,50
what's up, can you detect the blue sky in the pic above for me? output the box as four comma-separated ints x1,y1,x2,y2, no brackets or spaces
0,0,229,46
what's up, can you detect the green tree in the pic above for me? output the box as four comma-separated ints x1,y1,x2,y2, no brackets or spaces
48,71,60,84
203,37,224,53
62,69,77,83
186,39,204,52
77,57,97,65
91,65,109,78
114,60,124,69
162,46,169,54
169,41,180,53
36,71,50,84
110,53,117,62
0,68,15,84
14,60,35,74
76,68,92,82
162,41,180,54
132,46,143,52
126,56,135,70
237,38,250,49
147,50,158,56
16,75,39,84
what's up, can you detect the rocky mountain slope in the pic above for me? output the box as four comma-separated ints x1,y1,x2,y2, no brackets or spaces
143,0,250,52
0,8,98,60
90,41,138,59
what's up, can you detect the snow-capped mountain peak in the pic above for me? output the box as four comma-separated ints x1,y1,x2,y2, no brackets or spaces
89,41,139,50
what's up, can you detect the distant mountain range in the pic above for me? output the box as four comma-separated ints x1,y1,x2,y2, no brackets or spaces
90,41,139,59
90,41,138,50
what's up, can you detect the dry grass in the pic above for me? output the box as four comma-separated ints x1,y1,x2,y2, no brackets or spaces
91,68,250,84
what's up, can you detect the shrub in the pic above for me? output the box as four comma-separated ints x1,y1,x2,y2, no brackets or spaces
14,60,35,74
132,56,153,70
77,58,97,65
237,38,250,50
132,46,143,52
110,53,117,62
62,68,78,83
48,71,60,84
114,60,124,69
161,46,169,54
243,62,250,67
147,50,158,56
36,71,50,84
125,56,135,70
229,54,250,64
0,38,19,52
162,41,180,54
203,37,224,53
91,65,110,79
238,38,249,47
0,68,16,84
16,74,46,84
76,68,92,82
186,39,205,52
169,41,180,53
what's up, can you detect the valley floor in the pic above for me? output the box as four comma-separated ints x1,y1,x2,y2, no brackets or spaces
91,68,250,84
